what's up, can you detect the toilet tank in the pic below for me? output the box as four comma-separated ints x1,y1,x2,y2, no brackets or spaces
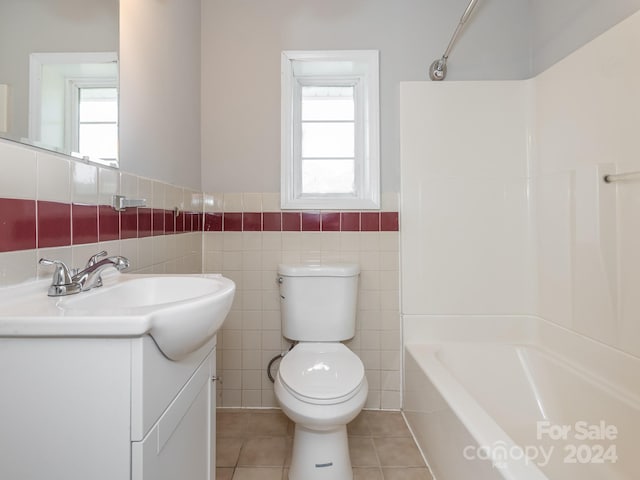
277,264,360,342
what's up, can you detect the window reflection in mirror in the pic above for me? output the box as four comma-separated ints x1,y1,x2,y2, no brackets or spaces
0,0,118,166
30,52,118,166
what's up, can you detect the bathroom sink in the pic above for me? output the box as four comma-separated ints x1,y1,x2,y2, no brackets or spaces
0,273,235,361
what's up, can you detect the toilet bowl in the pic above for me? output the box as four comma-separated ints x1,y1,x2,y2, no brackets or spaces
274,264,366,480
275,343,368,479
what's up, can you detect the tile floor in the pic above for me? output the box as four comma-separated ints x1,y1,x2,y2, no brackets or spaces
216,409,433,480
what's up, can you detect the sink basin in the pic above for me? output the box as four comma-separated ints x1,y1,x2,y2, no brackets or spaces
0,273,235,361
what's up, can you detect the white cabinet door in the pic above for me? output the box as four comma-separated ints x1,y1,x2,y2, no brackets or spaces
132,351,214,480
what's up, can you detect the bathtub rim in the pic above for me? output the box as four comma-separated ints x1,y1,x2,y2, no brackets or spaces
403,314,640,403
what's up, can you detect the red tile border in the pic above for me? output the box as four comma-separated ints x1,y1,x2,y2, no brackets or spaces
302,212,320,231
361,212,380,232
204,212,222,232
138,208,152,238
120,208,138,239
72,204,98,245
98,205,119,242
184,212,194,232
152,209,165,236
165,211,175,234
381,212,399,232
263,212,282,231
175,210,185,233
0,198,36,252
243,213,262,231
321,212,340,231
37,201,71,248
282,212,301,232
224,212,242,231
341,212,360,232
192,212,201,232
0,196,399,254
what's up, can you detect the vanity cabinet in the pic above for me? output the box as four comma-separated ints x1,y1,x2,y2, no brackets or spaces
0,335,217,480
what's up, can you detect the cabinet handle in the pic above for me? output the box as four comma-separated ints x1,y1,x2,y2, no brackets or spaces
211,375,220,383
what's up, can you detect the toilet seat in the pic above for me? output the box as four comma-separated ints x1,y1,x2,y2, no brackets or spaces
279,343,365,405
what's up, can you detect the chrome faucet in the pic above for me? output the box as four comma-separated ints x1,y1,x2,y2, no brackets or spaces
39,251,130,297
72,251,130,291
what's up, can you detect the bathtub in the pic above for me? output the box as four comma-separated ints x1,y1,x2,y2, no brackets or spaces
402,316,640,480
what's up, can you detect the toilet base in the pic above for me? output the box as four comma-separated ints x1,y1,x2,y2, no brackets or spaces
288,424,352,480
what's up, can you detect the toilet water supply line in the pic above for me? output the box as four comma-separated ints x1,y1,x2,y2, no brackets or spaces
429,0,481,81
267,343,296,383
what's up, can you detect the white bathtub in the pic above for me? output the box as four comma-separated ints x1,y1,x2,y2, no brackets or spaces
402,316,640,480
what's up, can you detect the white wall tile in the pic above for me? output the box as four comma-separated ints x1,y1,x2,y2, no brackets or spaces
0,250,38,286
242,193,262,212
0,140,37,199
152,181,166,209
37,152,70,203
223,193,243,211
261,193,280,212
71,162,98,205
98,167,120,206
138,177,153,208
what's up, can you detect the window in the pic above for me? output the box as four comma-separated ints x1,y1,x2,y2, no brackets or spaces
281,50,380,209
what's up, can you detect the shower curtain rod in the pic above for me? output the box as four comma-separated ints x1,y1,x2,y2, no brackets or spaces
429,0,481,81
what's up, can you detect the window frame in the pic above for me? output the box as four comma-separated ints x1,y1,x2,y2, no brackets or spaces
281,50,380,210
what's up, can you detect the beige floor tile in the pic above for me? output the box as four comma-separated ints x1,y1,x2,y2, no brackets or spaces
382,467,433,480
373,437,426,467
365,411,411,437
216,467,235,480
232,467,283,480
218,410,250,437
354,467,384,479
217,409,431,479
284,437,293,467
349,436,380,467
347,411,372,436
217,437,244,467
248,410,291,436
238,436,288,467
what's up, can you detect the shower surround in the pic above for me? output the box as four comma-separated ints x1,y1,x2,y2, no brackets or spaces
400,9,640,478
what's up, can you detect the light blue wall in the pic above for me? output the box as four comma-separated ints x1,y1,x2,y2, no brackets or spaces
530,0,640,75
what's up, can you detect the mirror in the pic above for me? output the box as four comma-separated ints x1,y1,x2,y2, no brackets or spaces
0,0,119,166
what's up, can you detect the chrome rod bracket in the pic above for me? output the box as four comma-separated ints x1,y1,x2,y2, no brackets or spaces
112,195,147,212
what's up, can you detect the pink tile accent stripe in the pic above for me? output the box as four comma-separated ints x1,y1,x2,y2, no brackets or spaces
0,197,399,253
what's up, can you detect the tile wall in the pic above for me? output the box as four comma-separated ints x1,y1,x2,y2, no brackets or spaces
0,139,203,286
0,138,403,411
202,192,402,410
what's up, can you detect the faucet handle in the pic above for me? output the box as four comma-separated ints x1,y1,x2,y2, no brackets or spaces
39,258,73,285
39,259,81,296
86,251,108,268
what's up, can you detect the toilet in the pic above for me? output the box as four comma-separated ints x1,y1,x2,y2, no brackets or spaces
274,263,368,480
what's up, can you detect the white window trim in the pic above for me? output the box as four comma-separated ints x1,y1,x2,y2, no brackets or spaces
281,50,380,210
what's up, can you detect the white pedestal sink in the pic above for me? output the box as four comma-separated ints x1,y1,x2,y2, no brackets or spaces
0,272,235,360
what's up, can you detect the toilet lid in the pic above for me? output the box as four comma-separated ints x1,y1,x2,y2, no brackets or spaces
279,343,365,402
